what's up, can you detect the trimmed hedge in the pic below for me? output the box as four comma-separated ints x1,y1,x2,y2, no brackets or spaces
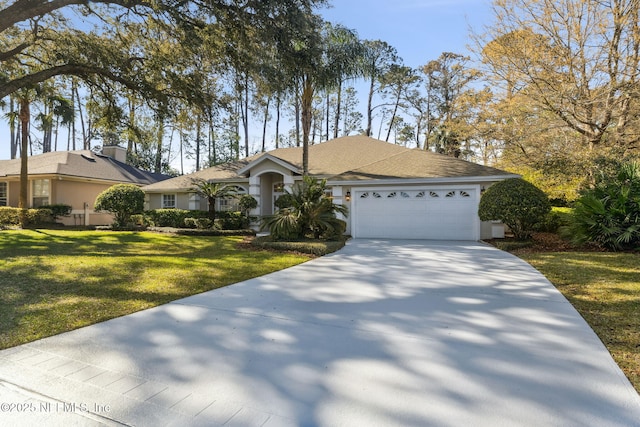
145,209,249,230
145,209,208,228
0,207,53,227
252,236,347,256
147,226,255,236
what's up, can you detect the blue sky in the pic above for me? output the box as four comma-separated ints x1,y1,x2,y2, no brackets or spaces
0,0,494,162
321,0,494,68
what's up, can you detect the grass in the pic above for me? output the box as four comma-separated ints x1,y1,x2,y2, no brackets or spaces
0,229,310,349
518,251,640,393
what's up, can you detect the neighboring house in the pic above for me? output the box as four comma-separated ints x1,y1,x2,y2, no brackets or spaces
0,146,170,226
143,136,519,240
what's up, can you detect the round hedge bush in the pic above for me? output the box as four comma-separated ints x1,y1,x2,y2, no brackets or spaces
478,178,551,240
94,184,145,227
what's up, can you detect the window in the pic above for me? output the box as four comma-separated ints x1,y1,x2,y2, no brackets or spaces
162,194,176,209
218,186,246,212
0,182,7,206
32,179,50,207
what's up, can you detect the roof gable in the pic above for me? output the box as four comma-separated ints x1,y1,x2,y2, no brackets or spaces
236,153,301,176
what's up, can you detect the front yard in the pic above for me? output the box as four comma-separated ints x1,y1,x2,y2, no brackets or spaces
0,229,311,349
493,233,640,394
519,250,640,394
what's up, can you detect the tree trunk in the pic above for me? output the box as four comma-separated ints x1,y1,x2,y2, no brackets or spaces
155,114,164,173
19,98,29,227
301,76,314,176
366,75,375,137
333,80,342,139
9,96,17,159
261,97,270,152
195,114,201,171
75,84,87,149
243,79,249,157
325,92,330,141
275,94,281,149
294,80,301,147
385,90,401,142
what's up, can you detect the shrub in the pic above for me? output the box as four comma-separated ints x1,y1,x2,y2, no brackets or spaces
252,235,347,256
185,217,214,229
478,178,551,240
0,207,20,225
145,209,207,227
0,207,53,227
566,161,640,250
94,184,145,227
40,204,72,221
216,211,247,230
261,176,348,241
238,194,258,213
536,207,574,233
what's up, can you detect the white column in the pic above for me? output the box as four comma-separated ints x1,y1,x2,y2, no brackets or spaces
249,175,261,229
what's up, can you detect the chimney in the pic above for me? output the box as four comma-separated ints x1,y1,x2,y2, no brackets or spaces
102,145,127,163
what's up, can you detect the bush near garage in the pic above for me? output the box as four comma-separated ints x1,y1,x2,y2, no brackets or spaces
479,178,551,240
566,161,640,251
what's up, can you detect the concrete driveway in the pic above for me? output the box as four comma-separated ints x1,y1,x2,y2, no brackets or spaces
1,240,639,427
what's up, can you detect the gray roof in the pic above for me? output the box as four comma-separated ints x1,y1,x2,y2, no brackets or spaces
142,136,515,191
0,150,171,185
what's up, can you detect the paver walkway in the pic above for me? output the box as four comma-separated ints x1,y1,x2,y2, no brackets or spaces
1,240,639,426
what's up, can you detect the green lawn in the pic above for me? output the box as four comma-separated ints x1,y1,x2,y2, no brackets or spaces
519,251,640,393
0,229,310,349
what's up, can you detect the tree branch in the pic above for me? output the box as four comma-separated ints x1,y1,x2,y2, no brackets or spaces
0,0,149,33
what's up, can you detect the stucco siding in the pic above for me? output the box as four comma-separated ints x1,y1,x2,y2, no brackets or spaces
54,180,112,210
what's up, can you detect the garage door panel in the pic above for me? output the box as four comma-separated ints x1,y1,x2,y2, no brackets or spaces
354,188,478,240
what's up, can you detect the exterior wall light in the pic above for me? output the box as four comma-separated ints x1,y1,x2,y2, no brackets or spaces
345,191,351,202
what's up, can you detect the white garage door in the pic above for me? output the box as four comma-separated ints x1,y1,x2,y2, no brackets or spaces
352,188,479,240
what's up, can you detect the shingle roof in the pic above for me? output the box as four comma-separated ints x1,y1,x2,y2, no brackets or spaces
0,150,170,185
332,148,513,181
141,136,515,191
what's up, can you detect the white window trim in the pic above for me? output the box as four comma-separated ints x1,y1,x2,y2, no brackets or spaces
31,179,51,207
162,193,177,209
0,181,7,206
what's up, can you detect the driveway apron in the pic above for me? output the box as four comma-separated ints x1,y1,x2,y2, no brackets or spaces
1,240,639,426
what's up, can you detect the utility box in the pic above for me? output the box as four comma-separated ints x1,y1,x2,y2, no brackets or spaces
491,222,505,239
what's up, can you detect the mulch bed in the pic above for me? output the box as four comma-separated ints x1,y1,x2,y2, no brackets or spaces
485,232,605,254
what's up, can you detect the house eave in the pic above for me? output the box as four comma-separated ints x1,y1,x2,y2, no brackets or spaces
144,177,250,193
327,174,521,186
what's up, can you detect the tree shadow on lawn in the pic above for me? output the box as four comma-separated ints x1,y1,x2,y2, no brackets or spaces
0,233,308,350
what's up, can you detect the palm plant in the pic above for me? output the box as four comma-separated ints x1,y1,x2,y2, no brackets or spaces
567,161,640,250
262,176,348,240
191,178,237,220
